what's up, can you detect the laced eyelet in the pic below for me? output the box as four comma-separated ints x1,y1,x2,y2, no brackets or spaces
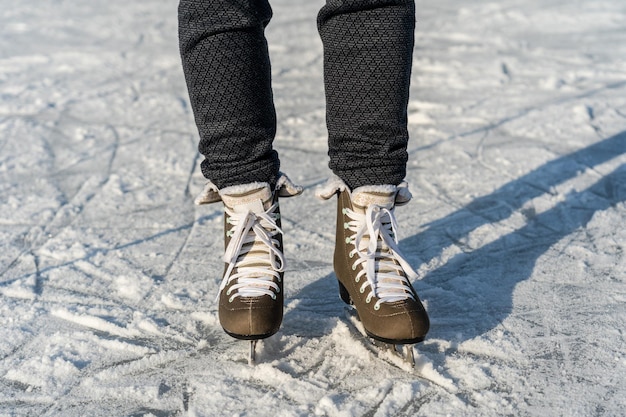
344,222,349,229
374,304,381,311
342,208,348,215
351,264,356,271
349,252,354,259
355,275,360,283
365,294,372,303
345,237,351,244
219,198,287,303
359,287,365,294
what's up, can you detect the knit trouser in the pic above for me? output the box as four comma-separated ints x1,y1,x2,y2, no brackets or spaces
179,0,415,190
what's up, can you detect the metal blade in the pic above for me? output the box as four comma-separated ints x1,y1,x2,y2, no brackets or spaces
248,340,257,366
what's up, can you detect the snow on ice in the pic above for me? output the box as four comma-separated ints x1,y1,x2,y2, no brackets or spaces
1,0,625,416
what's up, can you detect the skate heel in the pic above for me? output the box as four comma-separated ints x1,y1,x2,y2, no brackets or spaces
337,280,352,305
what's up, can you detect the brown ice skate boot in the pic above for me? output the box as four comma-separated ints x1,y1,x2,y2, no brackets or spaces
317,177,429,346
218,183,284,340
195,174,302,347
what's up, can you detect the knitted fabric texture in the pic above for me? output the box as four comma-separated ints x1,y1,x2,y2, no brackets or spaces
179,0,279,189
179,0,415,190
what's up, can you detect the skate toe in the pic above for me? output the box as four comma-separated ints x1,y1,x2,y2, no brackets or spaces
219,297,283,340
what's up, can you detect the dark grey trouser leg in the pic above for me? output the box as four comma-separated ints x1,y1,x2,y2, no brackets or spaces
178,0,280,189
318,0,416,190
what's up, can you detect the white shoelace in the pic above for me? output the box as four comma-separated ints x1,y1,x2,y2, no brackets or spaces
344,204,418,310
219,202,284,302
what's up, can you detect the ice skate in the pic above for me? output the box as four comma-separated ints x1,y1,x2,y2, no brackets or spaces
196,174,302,363
317,177,429,366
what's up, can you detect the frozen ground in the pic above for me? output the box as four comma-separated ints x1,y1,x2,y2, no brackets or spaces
1,0,625,415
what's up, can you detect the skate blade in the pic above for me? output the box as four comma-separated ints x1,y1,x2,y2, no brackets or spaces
248,340,258,366
371,339,416,368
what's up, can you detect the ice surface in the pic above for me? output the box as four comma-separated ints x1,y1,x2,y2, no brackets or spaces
1,0,625,415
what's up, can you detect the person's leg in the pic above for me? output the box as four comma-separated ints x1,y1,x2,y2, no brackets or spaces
179,1,302,349
316,0,429,351
318,0,415,190
179,0,280,189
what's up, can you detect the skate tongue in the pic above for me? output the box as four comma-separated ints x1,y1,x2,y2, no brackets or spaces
221,185,273,214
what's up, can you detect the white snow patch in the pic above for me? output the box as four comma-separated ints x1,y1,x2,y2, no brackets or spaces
52,308,142,339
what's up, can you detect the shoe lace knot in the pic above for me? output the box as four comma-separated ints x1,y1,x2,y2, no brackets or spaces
219,202,284,302
344,204,418,310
